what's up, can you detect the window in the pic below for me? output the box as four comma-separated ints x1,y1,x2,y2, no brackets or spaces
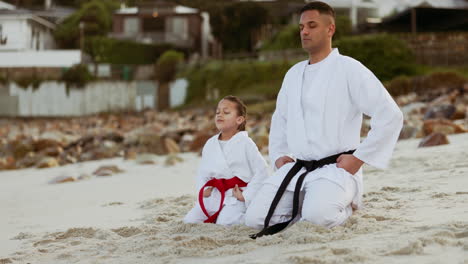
142,17,164,32
169,16,188,41
124,17,139,35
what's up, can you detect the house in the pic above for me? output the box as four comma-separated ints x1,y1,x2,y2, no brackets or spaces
0,1,80,68
0,5,56,51
305,0,380,29
372,0,468,33
110,1,216,58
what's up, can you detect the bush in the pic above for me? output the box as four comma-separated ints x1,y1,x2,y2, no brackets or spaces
85,37,183,65
385,75,412,96
54,0,118,48
181,60,292,104
155,50,185,83
385,70,467,97
261,24,301,51
335,34,417,81
14,76,43,90
61,64,94,88
262,15,352,51
334,15,352,41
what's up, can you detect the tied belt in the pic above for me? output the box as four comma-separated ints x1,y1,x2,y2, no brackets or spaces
199,176,247,223
250,150,355,239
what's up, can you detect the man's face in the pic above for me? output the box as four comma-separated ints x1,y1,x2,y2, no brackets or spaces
299,10,335,54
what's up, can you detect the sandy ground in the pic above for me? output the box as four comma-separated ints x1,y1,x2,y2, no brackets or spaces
1,134,467,264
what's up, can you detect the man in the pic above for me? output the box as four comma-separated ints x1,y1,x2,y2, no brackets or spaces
245,1,403,237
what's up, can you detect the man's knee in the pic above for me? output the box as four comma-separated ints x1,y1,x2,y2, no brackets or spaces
244,206,264,230
301,204,343,228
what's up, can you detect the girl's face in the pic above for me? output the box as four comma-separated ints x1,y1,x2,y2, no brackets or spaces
215,99,244,133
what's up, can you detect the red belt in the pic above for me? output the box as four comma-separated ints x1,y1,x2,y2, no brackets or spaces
198,177,247,223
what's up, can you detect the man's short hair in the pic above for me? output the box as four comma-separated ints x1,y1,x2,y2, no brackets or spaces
300,1,336,19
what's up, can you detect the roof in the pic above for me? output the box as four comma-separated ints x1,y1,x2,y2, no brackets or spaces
0,0,15,10
0,9,56,29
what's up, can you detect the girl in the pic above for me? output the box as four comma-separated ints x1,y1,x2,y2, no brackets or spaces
184,95,269,226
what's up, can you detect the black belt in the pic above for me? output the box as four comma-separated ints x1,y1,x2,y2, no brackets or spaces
250,150,355,239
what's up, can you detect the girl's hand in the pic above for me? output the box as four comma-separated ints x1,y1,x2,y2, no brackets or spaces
233,185,245,202
203,187,213,197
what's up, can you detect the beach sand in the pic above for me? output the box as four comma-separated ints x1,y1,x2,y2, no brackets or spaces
1,134,467,264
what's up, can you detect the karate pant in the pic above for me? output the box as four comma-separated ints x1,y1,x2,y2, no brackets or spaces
245,173,357,230
183,189,246,226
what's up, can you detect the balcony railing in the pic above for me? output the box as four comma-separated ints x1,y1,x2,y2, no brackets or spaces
109,31,194,47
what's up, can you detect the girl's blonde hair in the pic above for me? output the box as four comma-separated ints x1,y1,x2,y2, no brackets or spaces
221,95,247,131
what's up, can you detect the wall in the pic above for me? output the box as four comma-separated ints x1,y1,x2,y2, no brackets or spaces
398,32,468,66
0,79,188,116
0,50,81,67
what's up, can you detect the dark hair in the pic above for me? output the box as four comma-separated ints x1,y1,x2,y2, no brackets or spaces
300,1,336,19
221,95,247,131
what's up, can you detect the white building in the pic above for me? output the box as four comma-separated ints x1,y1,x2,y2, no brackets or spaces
0,1,80,68
0,9,56,51
305,0,380,29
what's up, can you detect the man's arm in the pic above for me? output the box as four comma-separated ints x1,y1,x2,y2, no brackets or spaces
347,61,404,170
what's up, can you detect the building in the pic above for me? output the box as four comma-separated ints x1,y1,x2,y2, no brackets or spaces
110,1,216,58
0,1,80,69
305,0,380,29
374,0,468,33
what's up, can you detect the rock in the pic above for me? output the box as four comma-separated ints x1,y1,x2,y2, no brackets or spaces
16,152,40,168
36,157,59,168
128,132,167,155
41,146,63,157
136,154,158,165
423,104,456,120
165,154,184,166
0,156,16,170
399,124,418,140
418,132,449,147
452,103,467,120
101,132,124,143
179,133,195,152
164,138,180,154
33,138,62,152
423,119,466,136
77,173,92,180
401,102,427,117
124,149,138,160
49,176,76,184
189,132,212,152
11,140,34,159
93,165,124,176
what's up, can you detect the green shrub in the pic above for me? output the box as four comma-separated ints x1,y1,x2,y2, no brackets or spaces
14,76,43,90
385,75,412,96
155,50,185,83
182,60,292,104
335,34,417,81
85,37,182,64
0,73,7,85
54,0,118,48
261,24,301,51
385,70,467,96
61,64,94,88
333,15,352,41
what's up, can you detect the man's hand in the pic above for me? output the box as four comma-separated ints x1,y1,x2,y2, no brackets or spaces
233,185,245,202
203,187,213,197
275,156,294,169
336,154,364,175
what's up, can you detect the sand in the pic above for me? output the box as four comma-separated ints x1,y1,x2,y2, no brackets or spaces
1,134,467,264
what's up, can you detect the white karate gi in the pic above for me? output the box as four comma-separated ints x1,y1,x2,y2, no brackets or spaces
245,49,403,229
184,131,269,226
